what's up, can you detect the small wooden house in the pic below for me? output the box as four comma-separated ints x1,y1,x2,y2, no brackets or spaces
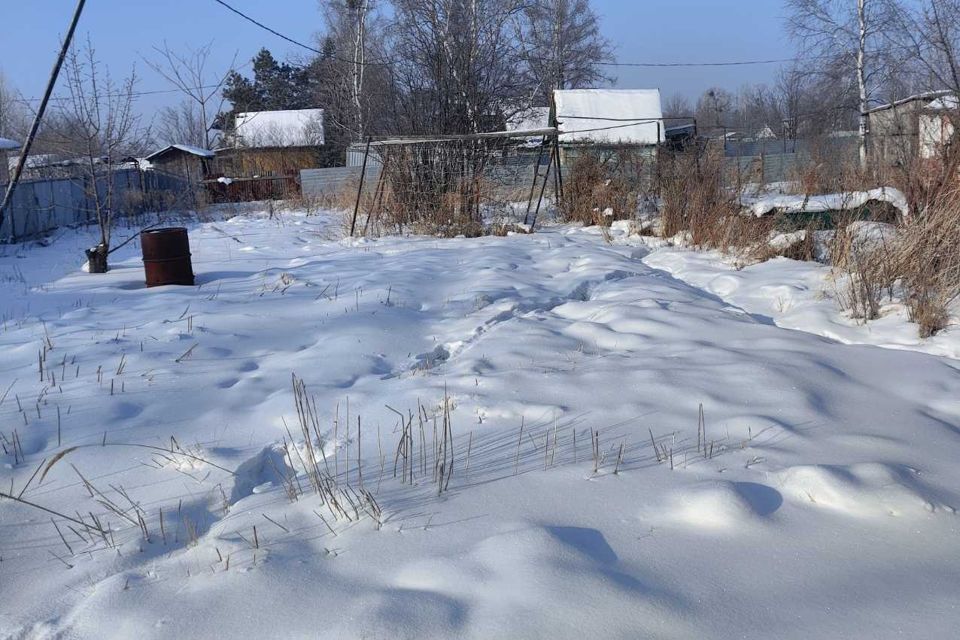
144,144,215,183
866,91,955,166
211,109,325,178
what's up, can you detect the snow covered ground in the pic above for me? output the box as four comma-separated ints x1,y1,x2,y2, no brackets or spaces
1,211,959,639
640,235,960,360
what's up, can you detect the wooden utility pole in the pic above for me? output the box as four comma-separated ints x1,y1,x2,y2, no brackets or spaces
0,0,87,239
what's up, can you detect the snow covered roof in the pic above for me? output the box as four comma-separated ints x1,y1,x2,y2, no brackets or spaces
926,95,959,111
145,144,215,161
553,89,664,145
866,90,952,114
0,137,20,152
234,109,325,148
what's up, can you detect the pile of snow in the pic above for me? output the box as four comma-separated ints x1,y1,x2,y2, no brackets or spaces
747,187,909,219
1,213,959,638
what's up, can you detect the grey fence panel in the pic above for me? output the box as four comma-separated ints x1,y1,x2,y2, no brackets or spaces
1,168,190,240
301,167,380,200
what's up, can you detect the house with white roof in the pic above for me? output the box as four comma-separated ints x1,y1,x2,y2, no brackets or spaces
551,89,665,168
866,91,958,165
214,109,326,180
233,109,325,148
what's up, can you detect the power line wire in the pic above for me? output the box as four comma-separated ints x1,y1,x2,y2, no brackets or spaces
210,0,391,67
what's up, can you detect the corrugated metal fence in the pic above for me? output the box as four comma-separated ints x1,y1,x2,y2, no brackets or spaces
1,169,188,240
722,137,858,185
300,166,380,200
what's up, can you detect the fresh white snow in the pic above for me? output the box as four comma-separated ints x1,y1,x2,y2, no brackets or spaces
1,212,959,639
746,187,910,219
554,89,665,145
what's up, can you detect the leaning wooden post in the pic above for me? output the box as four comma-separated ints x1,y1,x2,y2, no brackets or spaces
350,137,373,237
552,133,564,208
523,136,548,225
0,0,87,240
530,144,556,231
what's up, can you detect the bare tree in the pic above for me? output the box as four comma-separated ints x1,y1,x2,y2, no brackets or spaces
156,101,207,149
390,0,530,134
663,93,692,119
0,73,27,141
145,42,234,149
891,0,960,94
520,0,614,106
695,87,734,132
787,0,899,169
53,39,147,272
319,0,392,141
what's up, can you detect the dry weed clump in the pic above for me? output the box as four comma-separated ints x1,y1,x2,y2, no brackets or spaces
894,190,960,336
828,217,898,322
558,153,647,226
826,194,958,336
786,137,871,196
660,148,742,248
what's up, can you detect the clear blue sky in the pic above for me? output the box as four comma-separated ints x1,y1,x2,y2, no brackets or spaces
0,0,793,115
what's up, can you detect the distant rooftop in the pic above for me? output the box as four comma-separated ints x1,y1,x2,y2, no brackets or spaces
145,144,215,162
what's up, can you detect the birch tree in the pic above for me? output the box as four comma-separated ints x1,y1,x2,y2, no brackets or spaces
787,0,898,169
520,0,614,106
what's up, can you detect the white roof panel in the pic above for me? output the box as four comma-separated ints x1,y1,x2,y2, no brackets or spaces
554,89,664,145
0,137,21,151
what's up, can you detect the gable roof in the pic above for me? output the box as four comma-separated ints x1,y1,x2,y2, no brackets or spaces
234,109,325,148
145,144,215,162
553,89,664,145
865,90,952,114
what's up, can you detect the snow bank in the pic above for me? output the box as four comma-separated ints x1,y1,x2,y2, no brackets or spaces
642,245,960,359
748,187,909,219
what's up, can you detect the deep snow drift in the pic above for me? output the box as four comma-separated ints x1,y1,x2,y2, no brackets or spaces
1,211,959,639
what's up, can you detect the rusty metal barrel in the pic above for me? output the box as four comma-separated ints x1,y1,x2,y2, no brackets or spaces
141,227,195,287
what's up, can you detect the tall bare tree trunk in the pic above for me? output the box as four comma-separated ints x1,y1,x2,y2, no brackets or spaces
352,0,368,140
858,0,869,171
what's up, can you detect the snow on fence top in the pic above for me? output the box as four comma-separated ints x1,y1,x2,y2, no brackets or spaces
748,187,909,219
554,89,664,145
0,137,21,151
234,109,325,148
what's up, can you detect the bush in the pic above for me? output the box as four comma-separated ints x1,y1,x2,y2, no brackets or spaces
557,152,647,226
895,190,960,336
